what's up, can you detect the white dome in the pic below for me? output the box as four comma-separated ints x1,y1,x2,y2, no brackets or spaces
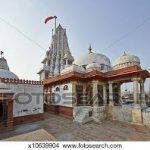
113,52,140,70
61,64,85,74
0,69,19,79
0,56,18,79
73,48,111,68
86,62,101,72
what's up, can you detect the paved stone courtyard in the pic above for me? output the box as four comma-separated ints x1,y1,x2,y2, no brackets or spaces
0,113,150,141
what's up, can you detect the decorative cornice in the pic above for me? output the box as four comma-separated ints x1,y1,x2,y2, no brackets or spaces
0,77,43,85
43,65,150,86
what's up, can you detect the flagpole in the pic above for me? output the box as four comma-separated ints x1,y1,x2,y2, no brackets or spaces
54,16,57,33
52,29,54,36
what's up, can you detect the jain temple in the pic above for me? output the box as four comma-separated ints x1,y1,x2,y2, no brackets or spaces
0,23,150,131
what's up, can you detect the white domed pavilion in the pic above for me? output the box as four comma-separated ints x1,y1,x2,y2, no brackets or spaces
73,46,111,72
61,46,111,74
113,52,140,70
44,46,150,124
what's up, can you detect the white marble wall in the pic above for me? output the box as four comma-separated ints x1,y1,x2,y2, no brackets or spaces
52,83,73,107
40,71,46,81
5,83,43,117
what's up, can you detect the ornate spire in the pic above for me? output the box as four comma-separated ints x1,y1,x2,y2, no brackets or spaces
88,44,92,53
38,23,74,80
123,51,127,55
0,51,4,58
0,53,9,70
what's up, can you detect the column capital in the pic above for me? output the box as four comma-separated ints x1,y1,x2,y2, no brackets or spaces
132,77,141,82
71,81,77,85
92,80,99,84
117,82,123,86
102,83,107,87
139,79,145,84
108,81,113,84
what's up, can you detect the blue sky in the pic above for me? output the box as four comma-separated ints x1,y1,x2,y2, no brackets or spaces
0,0,149,85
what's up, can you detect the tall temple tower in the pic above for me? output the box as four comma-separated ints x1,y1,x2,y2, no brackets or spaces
38,24,74,80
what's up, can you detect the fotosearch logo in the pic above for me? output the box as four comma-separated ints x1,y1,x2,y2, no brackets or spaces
13,93,43,105
13,91,150,106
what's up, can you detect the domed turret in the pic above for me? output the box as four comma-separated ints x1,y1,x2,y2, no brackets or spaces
73,46,111,72
61,64,85,74
86,62,101,72
0,52,19,79
113,52,140,70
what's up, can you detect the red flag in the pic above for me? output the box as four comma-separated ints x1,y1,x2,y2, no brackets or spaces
44,16,56,24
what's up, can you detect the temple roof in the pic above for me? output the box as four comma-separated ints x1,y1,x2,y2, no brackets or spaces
73,47,111,67
0,56,19,79
44,65,150,86
113,52,140,70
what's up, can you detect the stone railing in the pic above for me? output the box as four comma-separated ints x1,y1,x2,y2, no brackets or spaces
0,77,43,85
93,106,107,122
73,106,93,124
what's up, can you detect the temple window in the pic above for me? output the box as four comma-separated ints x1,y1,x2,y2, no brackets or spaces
63,85,69,90
56,87,60,92
82,65,86,70
101,64,104,70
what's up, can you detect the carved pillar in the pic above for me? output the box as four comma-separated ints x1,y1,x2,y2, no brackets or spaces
47,87,52,104
131,78,143,124
103,84,107,105
72,81,77,107
92,81,99,107
140,80,146,107
83,84,87,106
108,82,113,106
118,83,122,103
132,78,140,105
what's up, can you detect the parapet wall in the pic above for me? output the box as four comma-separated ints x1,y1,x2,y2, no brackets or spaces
0,77,44,118
0,77,43,85
111,106,150,126
73,105,150,126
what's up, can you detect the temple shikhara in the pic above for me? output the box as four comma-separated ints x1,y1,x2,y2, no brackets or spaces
0,21,150,132
38,24,74,80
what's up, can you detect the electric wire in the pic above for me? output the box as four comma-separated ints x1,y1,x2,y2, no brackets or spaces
104,16,150,50
0,16,46,50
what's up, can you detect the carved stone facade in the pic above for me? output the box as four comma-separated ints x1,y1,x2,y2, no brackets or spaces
38,24,74,80
44,64,149,125
38,25,150,125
